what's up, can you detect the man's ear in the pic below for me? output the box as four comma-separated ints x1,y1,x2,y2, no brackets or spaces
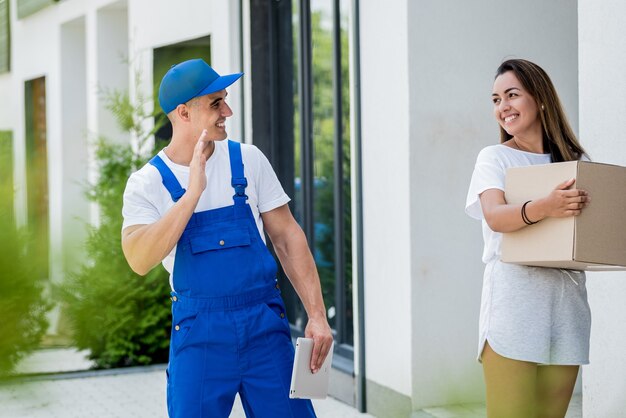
175,104,191,122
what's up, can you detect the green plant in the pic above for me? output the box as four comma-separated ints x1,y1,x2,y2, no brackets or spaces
57,78,172,368
0,134,51,377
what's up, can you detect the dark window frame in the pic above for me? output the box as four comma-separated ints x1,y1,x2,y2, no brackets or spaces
24,76,49,281
249,0,355,366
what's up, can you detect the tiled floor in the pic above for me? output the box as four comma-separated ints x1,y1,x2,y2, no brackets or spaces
0,367,376,418
3,349,583,418
414,394,581,418
2,349,373,418
13,348,94,375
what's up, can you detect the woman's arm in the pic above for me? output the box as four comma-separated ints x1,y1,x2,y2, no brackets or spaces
480,178,590,233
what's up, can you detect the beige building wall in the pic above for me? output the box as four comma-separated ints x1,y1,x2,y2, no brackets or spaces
359,0,579,415
579,0,626,416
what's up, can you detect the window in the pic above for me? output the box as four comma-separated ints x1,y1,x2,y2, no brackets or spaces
0,131,13,221
153,36,211,149
293,0,353,351
250,0,354,359
0,0,9,73
25,77,48,280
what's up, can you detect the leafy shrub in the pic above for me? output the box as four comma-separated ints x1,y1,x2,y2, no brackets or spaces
0,181,51,377
57,84,172,368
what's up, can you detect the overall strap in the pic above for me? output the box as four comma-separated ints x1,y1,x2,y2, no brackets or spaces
228,140,248,206
148,155,186,202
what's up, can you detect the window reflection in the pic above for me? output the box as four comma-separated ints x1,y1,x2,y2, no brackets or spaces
292,0,353,347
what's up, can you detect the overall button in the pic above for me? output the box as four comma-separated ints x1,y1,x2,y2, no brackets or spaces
171,296,177,302
175,325,180,331
280,313,285,319
219,240,225,246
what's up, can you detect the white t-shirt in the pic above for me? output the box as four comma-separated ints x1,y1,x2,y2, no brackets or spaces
122,139,290,288
465,144,551,264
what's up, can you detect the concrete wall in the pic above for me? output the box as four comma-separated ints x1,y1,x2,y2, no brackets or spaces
129,0,243,146
579,1,626,416
94,4,129,144
3,0,597,415
59,15,88,284
359,0,413,415
407,0,579,410
3,0,243,329
359,0,579,414
0,74,11,129
8,0,129,279
11,1,63,266
0,72,13,186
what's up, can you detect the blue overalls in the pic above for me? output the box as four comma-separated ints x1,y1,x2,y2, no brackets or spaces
149,141,316,418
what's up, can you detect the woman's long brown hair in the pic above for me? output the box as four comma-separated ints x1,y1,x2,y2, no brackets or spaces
495,59,588,162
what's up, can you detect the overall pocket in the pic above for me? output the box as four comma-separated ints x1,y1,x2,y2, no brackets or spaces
262,296,291,334
188,225,251,254
170,308,200,356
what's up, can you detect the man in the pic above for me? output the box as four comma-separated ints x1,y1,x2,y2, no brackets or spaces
121,58,332,417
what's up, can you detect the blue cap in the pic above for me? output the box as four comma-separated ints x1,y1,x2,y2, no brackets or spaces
158,59,243,114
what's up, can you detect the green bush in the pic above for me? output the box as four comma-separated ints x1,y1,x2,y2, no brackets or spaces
57,84,172,368
0,182,51,378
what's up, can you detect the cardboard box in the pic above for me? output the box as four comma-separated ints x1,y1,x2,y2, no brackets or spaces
501,161,626,270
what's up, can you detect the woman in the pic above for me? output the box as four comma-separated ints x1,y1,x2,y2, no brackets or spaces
465,59,591,418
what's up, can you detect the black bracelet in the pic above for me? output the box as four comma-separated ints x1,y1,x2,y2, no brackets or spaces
521,200,538,225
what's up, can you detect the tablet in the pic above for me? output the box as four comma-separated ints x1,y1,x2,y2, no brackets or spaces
289,337,334,399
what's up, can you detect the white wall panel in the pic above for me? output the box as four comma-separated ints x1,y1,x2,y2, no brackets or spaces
360,0,413,398
579,1,626,416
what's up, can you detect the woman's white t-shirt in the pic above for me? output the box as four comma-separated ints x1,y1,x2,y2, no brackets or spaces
122,139,290,289
465,144,551,264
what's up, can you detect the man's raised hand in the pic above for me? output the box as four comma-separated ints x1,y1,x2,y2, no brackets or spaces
188,129,210,197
